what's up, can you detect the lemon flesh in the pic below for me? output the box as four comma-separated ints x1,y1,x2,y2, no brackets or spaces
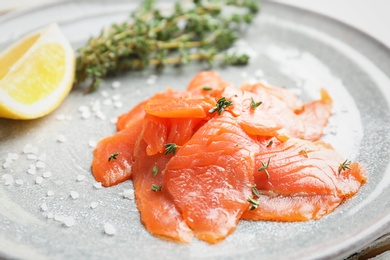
0,23,75,120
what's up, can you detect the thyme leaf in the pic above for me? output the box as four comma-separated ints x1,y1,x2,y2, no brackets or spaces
338,159,352,174
108,152,120,162
164,143,180,155
151,184,162,192
258,157,271,179
247,197,259,210
209,97,233,115
250,97,262,109
152,165,158,177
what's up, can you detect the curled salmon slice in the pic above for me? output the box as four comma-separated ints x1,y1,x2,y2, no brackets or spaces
164,114,259,243
91,121,143,187
242,137,366,221
186,70,232,97
132,141,193,243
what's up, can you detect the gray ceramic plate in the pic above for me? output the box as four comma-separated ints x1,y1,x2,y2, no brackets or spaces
1,1,390,259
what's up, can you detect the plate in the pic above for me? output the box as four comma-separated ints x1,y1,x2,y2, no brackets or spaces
1,1,390,259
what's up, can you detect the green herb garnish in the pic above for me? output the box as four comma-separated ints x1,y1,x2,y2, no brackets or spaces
108,152,120,161
152,165,158,177
151,184,162,192
247,197,260,210
75,0,260,92
252,185,261,198
250,97,262,109
338,159,352,174
164,143,180,155
299,148,308,158
266,140,273,147
202,86,213,91
209,97,233,115
258,157,271,179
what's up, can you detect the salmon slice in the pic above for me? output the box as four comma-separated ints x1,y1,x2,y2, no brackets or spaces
91,121,143,187
163,114,259,243
186,70,232,97
242,137,366,221
117,100,147,131
132,140,193,243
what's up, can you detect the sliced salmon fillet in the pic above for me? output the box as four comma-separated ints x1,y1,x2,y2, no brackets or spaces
242,137,366,221
117,100,147,131
91,121,143,187
163,114,259,243
132,140,193,243
186,70,232,97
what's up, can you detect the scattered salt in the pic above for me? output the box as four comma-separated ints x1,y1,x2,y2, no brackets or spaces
104,223,116,235
240,71,248,79
41,202,48,212
146,75,157,85
27,154,38,160
76,175,85,182
90,201,98,209
70,191,79,199
111,81,121,89
7,153,19,160
57,135,67,143
91,100,101,112
47,212,54,219
35,176,43,184
47,190,54,196
63,216,75,227
36,161,46,169
2,162,11,169
123,189,135,200
54,215,65,222
110,118,118,124
27,167,36,175
81,110,91,119
114,101,123,108
78,105,89,113
88,140,97,148
93,182,102,189
100,90,109,98
2,174,13,186
111,94,121,101
95,111,106,120
42,171,52,178
15,179,23,186
254,69,264,78
23,144,34,154
103,98,112,106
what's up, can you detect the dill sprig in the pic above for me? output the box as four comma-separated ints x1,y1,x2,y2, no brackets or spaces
75,0,260,92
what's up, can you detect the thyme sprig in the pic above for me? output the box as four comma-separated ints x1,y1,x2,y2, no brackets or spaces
258,157,271,179
209,97,233,115
250,97,262,109
75,0,260,92
247,197,259,210
165,143,181,155
338,159,352,174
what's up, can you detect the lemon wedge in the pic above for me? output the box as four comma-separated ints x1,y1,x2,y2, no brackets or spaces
0,23,75,120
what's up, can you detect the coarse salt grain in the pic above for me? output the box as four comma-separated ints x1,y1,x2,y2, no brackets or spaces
91,100,101,112
90,201,98,209
42,171,52,178
41,202,48,212
110,118,118,124
111,81,121,89
47,190,54,196
15,179,23,186
63,216,76,227
78,105,89,113
101,90,109,98
123,189,135,200
7,153,18,160
76,175,85,182
95,111,106,120
70,191,79,199
54,215,65,222
57,135,67,143
104,223,116,235
27,167,36,175
35,176,43,184
81,110,91,119
2,162,11,169
27,154,38,160
111,94,121,101
114,101,123,108
36,161,46,169
93,182,102,189
47,212,54,219
2,174,13,186
103,98,112,106
23,144,34,154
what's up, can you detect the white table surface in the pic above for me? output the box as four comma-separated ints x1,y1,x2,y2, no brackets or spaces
0,0,389,258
